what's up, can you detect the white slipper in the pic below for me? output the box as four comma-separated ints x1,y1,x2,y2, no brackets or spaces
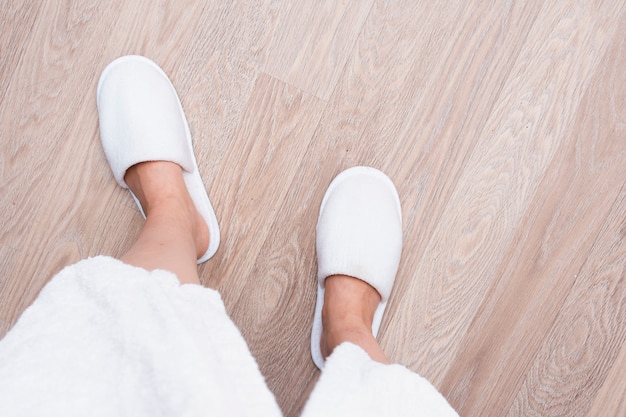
311,166,403,369
97,55,220,263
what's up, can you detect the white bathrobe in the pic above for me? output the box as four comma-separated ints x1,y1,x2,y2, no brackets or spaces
0,257,458,417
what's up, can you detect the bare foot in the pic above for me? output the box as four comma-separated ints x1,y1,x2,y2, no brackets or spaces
321,274,390,364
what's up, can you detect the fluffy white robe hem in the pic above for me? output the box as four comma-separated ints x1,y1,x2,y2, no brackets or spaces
0,256,458,417
0,256,281,417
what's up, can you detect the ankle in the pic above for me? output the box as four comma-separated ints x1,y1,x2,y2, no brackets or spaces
320,275,383,360
124,161,209,260
145,196,192,223
323,275,380,325
124,161,184,213
322,313,369,352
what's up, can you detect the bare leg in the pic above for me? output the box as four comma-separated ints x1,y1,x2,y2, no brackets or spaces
320,274,390,364
120,161,209,285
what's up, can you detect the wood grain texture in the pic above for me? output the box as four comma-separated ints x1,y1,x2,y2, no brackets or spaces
504,26,626,416
440,13,626,413
587,336,626,417
0,2,42,105
0,0,123,333
508,186,626,416
1,1,625,416
263,0,374,100
385,0,625,389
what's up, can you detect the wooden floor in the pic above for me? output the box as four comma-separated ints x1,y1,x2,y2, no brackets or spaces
1,1,625,415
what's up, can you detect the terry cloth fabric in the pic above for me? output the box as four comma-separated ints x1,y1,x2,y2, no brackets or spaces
0,257,281,417
0,257,458,417
302,343,459,417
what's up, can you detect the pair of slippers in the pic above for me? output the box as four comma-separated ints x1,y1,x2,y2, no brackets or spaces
97,56,403,369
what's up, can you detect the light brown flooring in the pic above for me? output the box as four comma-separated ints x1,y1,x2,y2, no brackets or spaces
1,1,625,416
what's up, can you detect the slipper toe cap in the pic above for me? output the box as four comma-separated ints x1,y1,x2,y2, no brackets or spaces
97,55,193,188
316,166,403,301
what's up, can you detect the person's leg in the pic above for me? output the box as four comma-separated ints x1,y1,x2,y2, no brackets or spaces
120,160,209,285
97,55,221,280
304,167,458,416
320,274,389,364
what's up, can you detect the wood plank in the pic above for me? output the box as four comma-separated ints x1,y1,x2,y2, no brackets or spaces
0,0,125,334
587,338,626,417
439,6,626,414
171,0,280,189
377,0,545,361
202,72,324,291
508,185,626,416
195,73,324,415
384,1,625,395
263,0,374,100
502,29,626,414
0,2,42,105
